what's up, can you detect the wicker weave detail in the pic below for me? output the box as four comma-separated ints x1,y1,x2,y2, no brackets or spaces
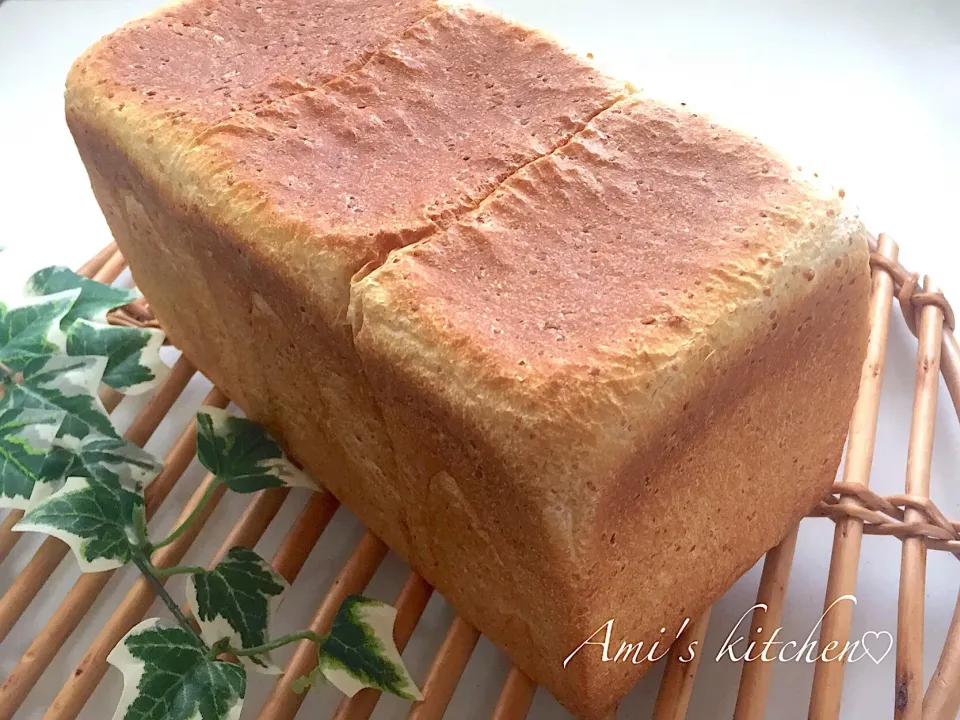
813,483,960,554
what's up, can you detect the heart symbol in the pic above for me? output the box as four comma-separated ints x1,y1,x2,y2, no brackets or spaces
860,631,894,664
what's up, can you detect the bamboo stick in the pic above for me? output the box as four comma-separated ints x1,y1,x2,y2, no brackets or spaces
895,275,943,720
76,242,118,278
333,571,434,720
653,610,712,720
925,334,960,720
865,234,960,419
92,251,127,285
807,234,899,718
121,356,196,446
257,531,389,720
939,332,960,419
0,357,196,642
0,512,23,566
731,525,800,719
270,490,341,583
490,666,536,720
219,488,287,556
0,388,227,719
860,236,960,719
407,615,481,720
99,386,125,413
926,615,960,720
43,472,227,719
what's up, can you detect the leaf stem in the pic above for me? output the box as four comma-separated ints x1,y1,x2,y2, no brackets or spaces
151,480,220,550
152,564,207,578
224,630,324,658
132,553,201,640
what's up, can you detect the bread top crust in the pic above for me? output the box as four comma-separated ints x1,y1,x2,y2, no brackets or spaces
352,95,867,495
71,0,438,121
193,9,627,245
363,97,846,363
67,4,627,321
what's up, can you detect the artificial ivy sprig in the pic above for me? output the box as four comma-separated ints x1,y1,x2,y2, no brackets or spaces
111,409,423,717
2,261,422,719
0,265,169,509
0,403,64,507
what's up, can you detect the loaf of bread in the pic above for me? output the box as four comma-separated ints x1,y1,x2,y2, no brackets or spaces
66,1,870,716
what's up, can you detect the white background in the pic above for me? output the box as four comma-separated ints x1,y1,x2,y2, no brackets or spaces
1,0,959,718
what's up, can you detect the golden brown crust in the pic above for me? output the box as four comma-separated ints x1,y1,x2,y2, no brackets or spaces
379,96,829,361
194,8,626,238
158,5,630,318
70,0,439,121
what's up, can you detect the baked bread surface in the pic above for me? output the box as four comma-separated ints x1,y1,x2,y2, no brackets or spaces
352,96,870,712
66,2,870,716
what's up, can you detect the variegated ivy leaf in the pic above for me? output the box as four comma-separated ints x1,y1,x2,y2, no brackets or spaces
0,354,120,510
26,265,139,327
311,595,423,701
196,406,312,493
65,319,168,394
25,266,169,395
10,353,114,440
0,288,80,368
186,547,287,675
0,403,65,509
15,473,146,572
33,431,162,508
108,618,245,720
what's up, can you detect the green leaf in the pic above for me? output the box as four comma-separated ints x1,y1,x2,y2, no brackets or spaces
314,595,422,700
35,431,162,507
26,265,138,327
11,353,115,440
0,289,80,368
0,401,65,509
196,407,312,493
15,474,146,572
65,319,168,394
108,618,245,720
24,266,169,395
290,669,324,694
186,547,287,675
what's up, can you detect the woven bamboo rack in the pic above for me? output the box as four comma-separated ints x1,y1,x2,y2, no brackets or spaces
0,235,958,719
